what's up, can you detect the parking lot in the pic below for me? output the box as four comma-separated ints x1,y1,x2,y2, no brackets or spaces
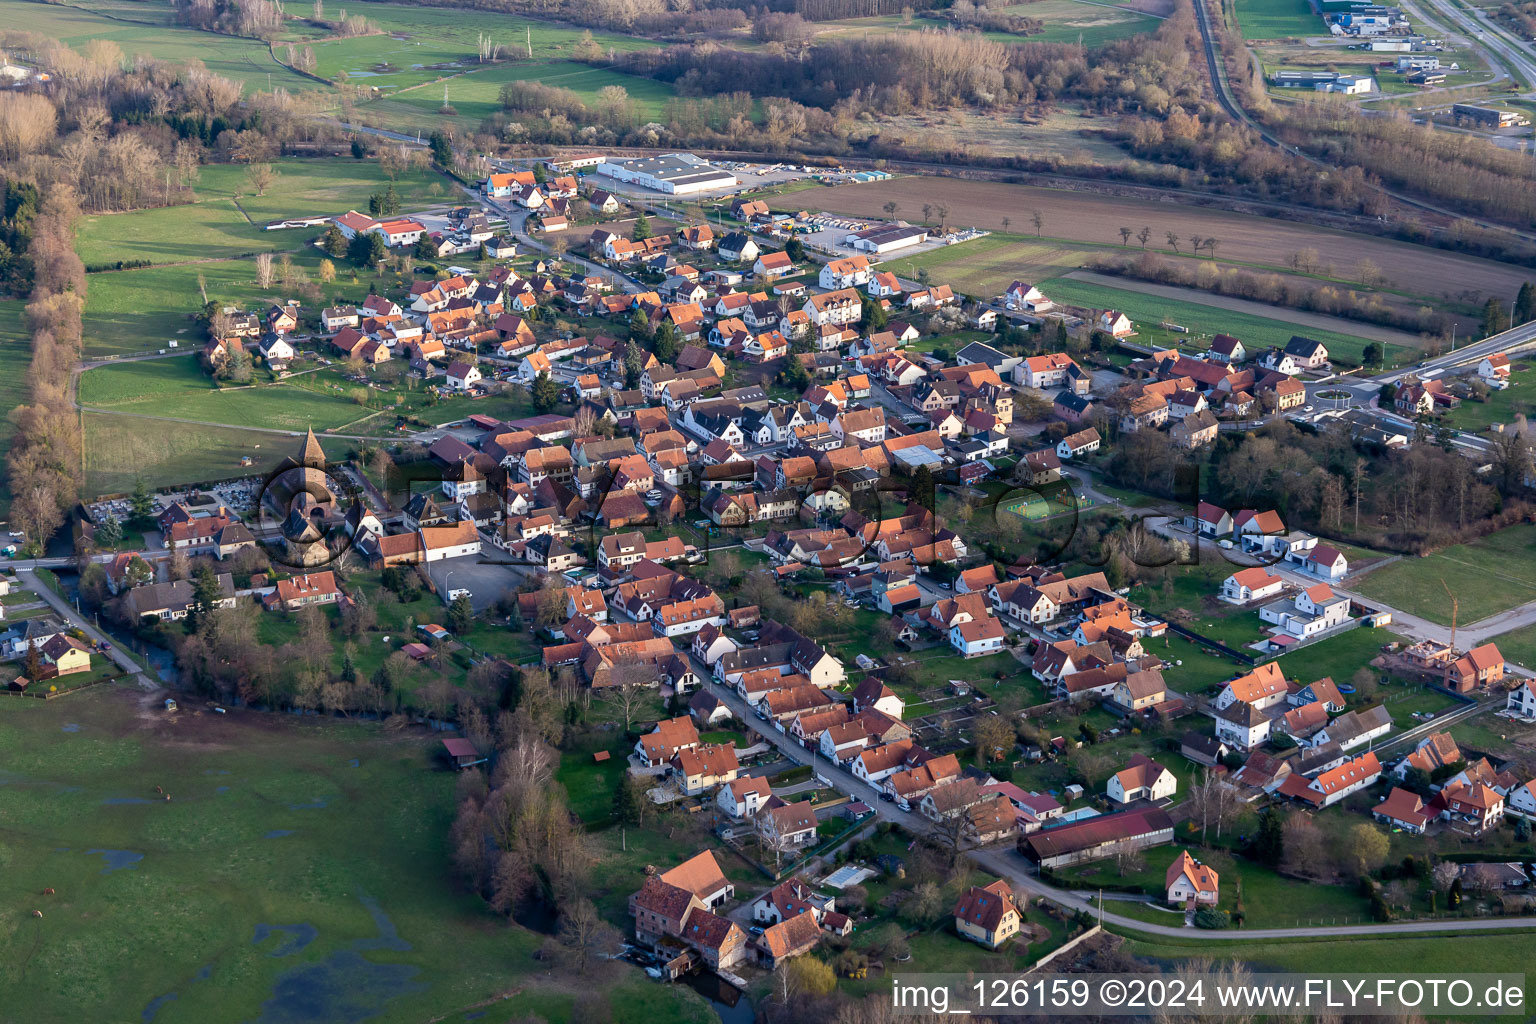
424,551,533,613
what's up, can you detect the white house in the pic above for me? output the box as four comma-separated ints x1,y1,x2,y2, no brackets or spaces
820,256,872,290
1479,352,1511,388
1166,850,1219,907
1057,428,1101,460
1220,567,1285,605
1506,679,1536,721
1214,700,1272,750
950,618,1006,658
1015,353,1077,390
1003,281,1052,313
445,361,483,392
1107,754,1176,804
717,776,771,818
1259,583,1351,640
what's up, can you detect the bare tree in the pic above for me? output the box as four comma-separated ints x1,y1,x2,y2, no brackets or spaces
254,252,274,290
1137,226,1151,249
1165,231,1180,254
246,163,277,196
1119,226,1132,246
602,680,649,731
1029,209,1043,237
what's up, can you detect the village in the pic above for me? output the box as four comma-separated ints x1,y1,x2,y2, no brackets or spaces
15,147,1536,1008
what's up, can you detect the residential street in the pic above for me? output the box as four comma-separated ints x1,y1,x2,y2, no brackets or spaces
690,654,1536,939
18,568,158,689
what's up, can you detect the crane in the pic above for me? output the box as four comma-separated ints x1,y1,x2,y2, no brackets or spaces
1439,578,1458,651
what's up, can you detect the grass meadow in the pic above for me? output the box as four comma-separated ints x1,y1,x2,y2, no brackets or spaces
81,412,354,496
0,298,30,514
74,158,452,269
1,0,320,92
1353,523,1536,626
1039,276,1380,363
1232,0,1322,39
79,355,386,433
0,686,714,1024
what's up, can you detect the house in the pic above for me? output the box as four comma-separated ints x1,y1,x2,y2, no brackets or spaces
1290,677,1344,712
950,617,1006,658
1057,428,1101,460
672,743,740,795
1446,643,1504,693
1259,583,1351,640
820,256,871,290
1003,281,1052,313
1180,732,1230,768
1166,851,1219,907
718,776,772,818
802,288,862,327
1214,662,1288,711
852,676,905,719
717,232,760,263
757,800,819,851
1206,334,1246,364
589,189,620,215
753,251,795,280
758,912,824,969
660,850,735,911
39,634,93,676
1097,310,1133,337
952,880,1021,949
1214,700,1272,751
1221,567,1285,604
1433,781,1505,836
629,878,748,971
1107,753,1176,805
1276,752,1382,808
264,571,342,611
1507,679,1536,721
1297,544,1349,580
1110,668,1167,713
1191,501,1232,537
1016,353,1078,390
1169,409,1218,449
1479,352,1511,386
445,361,482,392
1283,335,1329,370
635,716,700,767
1373,787,1432,834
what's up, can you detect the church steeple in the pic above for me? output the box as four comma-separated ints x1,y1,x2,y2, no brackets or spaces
299,426,326,467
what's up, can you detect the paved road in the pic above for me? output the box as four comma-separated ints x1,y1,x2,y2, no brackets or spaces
18,568,157,689
691,653,1536,938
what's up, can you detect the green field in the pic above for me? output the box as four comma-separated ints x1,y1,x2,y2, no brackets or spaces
80,355,388,433
1005,491,1094,520
0,298,30,515
363,60,676,131
1270,626,1405,686
1004,0,1163,44
0,686,713,1024
1060,843,1378,929
1486,624,1536,671
1439,365,1536,433
1233,0,1322,40
82,411,355,495
75,158,452,269
307,4,657,90
1353,523,1536,626
1039,276,1380,364
1121,931,1536,984
0,0,321,92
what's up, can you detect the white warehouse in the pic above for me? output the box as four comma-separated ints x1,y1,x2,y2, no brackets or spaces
596,154,739,195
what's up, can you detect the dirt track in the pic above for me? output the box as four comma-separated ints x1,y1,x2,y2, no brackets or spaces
810,178,1532,304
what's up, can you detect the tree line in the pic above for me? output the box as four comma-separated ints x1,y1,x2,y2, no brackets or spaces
6,184,84,550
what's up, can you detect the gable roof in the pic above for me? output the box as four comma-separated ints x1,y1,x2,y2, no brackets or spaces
952,880,1015,932
659,850,731,900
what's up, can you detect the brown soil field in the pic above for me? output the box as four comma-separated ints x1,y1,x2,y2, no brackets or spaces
809,178,1533,305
